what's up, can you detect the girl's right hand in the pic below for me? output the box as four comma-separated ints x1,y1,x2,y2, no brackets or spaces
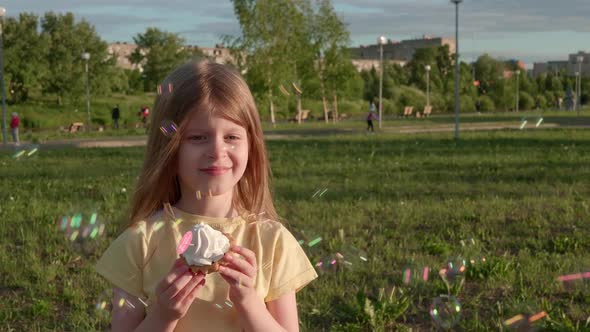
153,257,206,322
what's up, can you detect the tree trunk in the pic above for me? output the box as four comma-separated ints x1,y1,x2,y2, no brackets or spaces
268,75,275,127
332,92,339,124
297,92,302,125
319,72,329,123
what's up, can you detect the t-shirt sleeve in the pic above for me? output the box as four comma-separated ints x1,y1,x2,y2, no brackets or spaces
265,225,318,302
95,223,148,299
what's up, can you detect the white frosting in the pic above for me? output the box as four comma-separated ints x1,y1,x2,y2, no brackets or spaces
181,223,230,266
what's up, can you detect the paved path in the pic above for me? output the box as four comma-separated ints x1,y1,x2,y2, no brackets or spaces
0,121,575,150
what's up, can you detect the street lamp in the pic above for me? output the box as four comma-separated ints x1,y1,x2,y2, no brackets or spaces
0,7,7,145
451,0,462,140
577,55,583,115
514,69,520,112
425,65,431,107
81,52,91,132
377,35,386,129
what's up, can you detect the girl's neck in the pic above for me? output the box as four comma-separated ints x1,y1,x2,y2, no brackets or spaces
175,190,238,219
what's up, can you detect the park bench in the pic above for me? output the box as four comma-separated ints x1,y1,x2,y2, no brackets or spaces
402,106,414,117
68,122,84,133
288,109,311,123
423,105,432,117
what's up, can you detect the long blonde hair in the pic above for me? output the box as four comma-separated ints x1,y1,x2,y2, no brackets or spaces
126,60,277,229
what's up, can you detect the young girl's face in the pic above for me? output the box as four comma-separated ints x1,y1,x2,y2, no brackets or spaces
177,110,249,198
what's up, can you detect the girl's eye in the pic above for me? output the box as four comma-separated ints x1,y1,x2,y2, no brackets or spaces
188,135,206,141
226,135,240,140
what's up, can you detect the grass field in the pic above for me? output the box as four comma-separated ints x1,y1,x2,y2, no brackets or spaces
0,128,589,331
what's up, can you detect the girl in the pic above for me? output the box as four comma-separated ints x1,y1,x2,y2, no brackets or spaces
95,60,317,332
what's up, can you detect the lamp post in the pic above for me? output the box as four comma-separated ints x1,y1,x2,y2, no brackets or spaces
0,7,7,145
81,52,91,132
451,0,462,140
577,55,583,115
377,35,386,129
514,69,520,112
425,65,431,106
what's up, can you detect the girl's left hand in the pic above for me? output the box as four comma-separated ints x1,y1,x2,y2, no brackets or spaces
219,245,259,304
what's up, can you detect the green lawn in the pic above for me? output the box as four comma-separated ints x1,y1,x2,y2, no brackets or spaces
0,128,589,331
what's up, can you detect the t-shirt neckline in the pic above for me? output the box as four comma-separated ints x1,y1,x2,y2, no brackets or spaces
164,203,246,229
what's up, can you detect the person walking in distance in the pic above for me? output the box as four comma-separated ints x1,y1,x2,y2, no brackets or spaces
10,112,20,145
112,104,121,129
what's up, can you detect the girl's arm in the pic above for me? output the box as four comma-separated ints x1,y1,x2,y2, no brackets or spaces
233,292,299,332
266,291,299,332
219,246,299,332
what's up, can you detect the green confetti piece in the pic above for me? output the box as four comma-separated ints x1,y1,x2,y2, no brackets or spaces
90,213,97,225
308,237,322,247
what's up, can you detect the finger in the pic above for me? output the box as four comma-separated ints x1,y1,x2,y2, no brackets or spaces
219,265,253,288
223,254,256,278
231,246,257,270
161,269,195,299
219,271,251,289
176,272,205,302
182,277,207,306
156,263,189,295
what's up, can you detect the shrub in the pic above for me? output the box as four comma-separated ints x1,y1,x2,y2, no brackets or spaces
535,95,547,110
477,95,495,112
518,91,535,111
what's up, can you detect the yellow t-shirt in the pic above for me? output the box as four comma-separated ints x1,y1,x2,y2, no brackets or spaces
95,204,318,331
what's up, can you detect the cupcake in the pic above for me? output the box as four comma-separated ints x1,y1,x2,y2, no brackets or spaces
179,223,235,274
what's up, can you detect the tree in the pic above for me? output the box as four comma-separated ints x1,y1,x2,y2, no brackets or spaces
227,0,314,125
3,13,48,103
129,28,197,92
40,12,114,104
310,0,352,122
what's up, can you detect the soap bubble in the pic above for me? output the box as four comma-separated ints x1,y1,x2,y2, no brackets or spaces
12,144,40,160
504,311,547,331
58,211,106,256
401,263,430,286
337,245,368,270
430,295,462,329
439,256,467,288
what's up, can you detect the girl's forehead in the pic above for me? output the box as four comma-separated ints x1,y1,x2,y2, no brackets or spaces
185,111,245,131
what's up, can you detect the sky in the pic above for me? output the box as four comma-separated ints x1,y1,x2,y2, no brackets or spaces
4,0,590,66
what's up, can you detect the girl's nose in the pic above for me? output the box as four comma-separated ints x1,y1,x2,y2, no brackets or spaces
207,138,233,159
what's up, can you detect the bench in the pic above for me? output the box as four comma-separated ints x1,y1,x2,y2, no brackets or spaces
402,106,414,117
68,122,84,133
423,105,432,117
288,109,311,123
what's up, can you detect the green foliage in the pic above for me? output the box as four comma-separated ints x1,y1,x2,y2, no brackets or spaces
130,28,197,92
477,95,496,112
40,12,115,104
519,91,535,111
535,95,548,110
3,13,49,103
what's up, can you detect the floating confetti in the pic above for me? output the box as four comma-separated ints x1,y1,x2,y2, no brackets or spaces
159,120,179,138
519,120,528,130
430,295,462,330
535,117,543,127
